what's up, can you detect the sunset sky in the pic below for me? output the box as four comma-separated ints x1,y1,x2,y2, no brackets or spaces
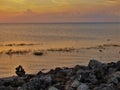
0,0,120,23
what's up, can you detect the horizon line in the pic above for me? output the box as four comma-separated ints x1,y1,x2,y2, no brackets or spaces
0,22,120,24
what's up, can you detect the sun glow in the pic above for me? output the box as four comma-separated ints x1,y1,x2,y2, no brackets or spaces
12,0,25,3
0,0,119,23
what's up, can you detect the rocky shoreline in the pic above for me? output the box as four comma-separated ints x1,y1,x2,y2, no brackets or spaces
0,60,120,90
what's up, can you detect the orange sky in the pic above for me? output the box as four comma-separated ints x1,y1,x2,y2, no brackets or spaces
0,0,120,23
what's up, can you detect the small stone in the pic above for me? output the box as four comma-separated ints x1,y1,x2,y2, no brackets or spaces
48,86,59,90
18,87,23,90
77,83,89,90
71,80,80,88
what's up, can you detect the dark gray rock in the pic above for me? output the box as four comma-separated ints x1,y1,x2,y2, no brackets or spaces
71,80,80,88
116,61,120,70
48,86,59,90
108,71,120,85
77,83,89,90
0,86,14,90
93,84,115,90
88,60,106,70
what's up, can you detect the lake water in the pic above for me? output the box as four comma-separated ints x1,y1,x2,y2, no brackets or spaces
0,23,120,77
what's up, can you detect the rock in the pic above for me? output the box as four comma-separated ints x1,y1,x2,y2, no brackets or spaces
48,86,59,90
108,71,120,84
11,78,25,87
108,68,117,74
17,87,23,90
77,83,89,90
21,78,42,90
76,69,91,82
94,69,105,80
3,81,11,87
88,60,108,80
88,60,105,70
0,86,14,90
71,80,80,88
93,84,115,90
107,62,116,68
116,83,120,90
0,80,4,86
33,51,43,56
116,61,120,70
15,65,25,77
87,73,98,84
108,77,118,85
40,75,52,85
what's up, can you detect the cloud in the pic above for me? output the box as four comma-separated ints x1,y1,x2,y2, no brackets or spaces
0,0,119,23
24,9,33,15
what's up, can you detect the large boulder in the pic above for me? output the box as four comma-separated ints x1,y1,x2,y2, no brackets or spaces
88,60,106,70
88,60,107,80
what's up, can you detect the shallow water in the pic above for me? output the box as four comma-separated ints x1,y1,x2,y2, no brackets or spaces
0,23,120,77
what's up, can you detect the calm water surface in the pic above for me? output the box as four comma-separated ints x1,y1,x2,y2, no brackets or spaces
0,23,120,77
